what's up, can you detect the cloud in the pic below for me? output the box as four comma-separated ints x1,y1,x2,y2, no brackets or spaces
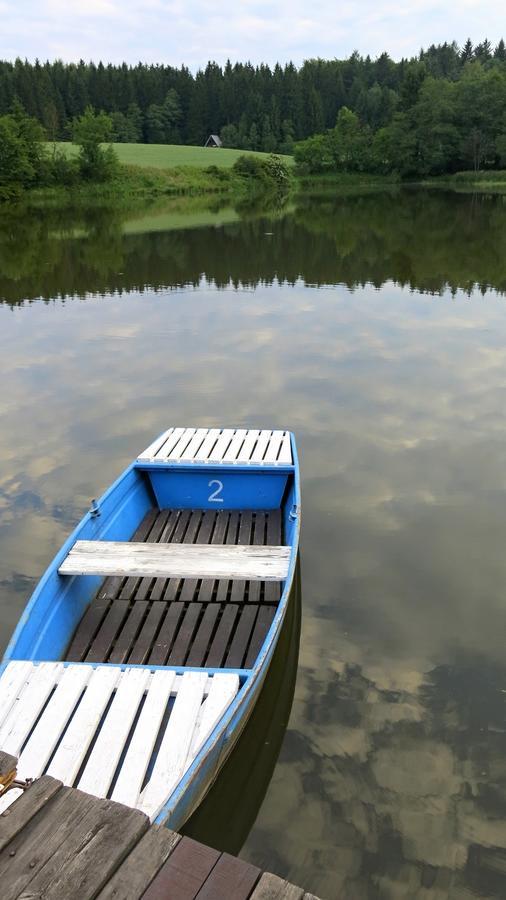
2,0,506,66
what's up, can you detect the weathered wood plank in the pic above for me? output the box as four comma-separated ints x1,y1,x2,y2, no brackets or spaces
141,836,220,900
47,666,121,786
195,852,261,899
250,872,304,900
0,752,17,787
60,542,291,581
0,775,63,852
140,673,207,820
17,664,93,781
230,512,253,604
78,668,149,798
0,662,63,757
111,671,176,808
96,826,181,900
17,792,149,899
0,785,93,900
189,674,239,762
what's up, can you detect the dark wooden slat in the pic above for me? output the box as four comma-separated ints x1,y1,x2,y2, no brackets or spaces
244,605,277,668
205,605,239,668
230,512,253,605
97,827,181,900
215,513,239,604
250,872,304,900
264,509,282,604
107,601,149,664
225,605,258,669
0,776,63,853
127,602,168,665
248,512,266,604
66,597,110,662
119,511,170,602
179,511,216,605
195,852,261,900
150,511,185,601
19,794,149,900
127,510,172,601
197,511,229,604
167,604,202,666
85,601,131,663
148,602,186,666
141,836,220,900
97,509,159,602
185,604,220,667
160,510,196,603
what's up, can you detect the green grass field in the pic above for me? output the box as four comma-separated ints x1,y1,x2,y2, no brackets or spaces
52,142,294,169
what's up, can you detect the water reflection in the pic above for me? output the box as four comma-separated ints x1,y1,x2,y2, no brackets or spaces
2,190,506,303
0,190,506,898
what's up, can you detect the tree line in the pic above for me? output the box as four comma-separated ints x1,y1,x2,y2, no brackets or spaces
0,39,505,162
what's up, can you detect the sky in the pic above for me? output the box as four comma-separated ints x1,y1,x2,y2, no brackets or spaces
1,0,504,69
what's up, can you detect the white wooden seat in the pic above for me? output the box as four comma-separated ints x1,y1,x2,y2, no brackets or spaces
0,661,239,820
58,541,290,580
138,427,293,465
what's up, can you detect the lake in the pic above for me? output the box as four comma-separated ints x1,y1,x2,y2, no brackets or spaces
1,187,506,899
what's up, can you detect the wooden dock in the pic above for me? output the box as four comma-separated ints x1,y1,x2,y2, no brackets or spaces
0,767,320,900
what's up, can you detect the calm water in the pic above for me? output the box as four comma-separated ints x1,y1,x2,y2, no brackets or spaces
1,188,506,899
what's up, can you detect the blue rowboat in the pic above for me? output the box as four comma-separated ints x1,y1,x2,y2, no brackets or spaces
0,427,300,828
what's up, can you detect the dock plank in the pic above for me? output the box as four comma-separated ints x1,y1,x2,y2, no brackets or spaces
250,872,304,899
195,852,261,899
0,776,63,852
97,826,181,900
141,836,220,900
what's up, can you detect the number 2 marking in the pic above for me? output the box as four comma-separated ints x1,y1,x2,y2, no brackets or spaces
208,479,224,503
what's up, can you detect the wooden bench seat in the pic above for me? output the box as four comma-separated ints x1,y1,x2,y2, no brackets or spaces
138,427,292,465
0,661,239,821
59,542,290,581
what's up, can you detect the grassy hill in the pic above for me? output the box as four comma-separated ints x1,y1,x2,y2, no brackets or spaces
52,142,294,170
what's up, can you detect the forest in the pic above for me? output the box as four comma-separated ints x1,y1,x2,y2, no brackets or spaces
1,39,506,177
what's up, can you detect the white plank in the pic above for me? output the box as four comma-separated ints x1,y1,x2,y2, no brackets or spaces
47,666,121,785
140,671,207,820
59,542,290,581
17,664,93,781
0,663,63,756
153,427,187,460
189,674,239,763
193,428,221,461
278,432,292,464
111,670,176,808
206,429,236,462
0,788,22,814
167,428,197,460
78,667,149,798
222,429,248,462
236,429,260,462
0,661,34,730
137,428,174,461
178,428,209,461
264,430,285,464
250,430,273,462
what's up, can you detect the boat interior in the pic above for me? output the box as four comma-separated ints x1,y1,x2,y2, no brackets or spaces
0,428,298,823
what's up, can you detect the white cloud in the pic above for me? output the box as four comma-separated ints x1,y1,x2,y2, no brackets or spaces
2,0,505,66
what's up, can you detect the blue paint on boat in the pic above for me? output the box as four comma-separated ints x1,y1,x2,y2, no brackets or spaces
1,429,301,829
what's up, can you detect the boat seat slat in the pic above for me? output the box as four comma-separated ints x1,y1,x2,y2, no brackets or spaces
0,662,240,820
59,542,290,581
137,427,293,465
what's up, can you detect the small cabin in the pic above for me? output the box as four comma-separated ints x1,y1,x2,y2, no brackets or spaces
204,134,222,148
